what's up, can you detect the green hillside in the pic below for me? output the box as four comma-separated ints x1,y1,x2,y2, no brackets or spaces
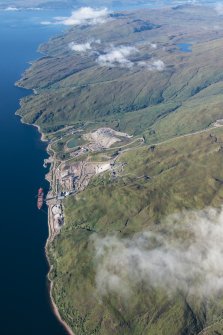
17,7,223,142
17,4,223,335
49,128,223,335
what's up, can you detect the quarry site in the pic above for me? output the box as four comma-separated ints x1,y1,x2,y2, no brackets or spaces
46,127,139,239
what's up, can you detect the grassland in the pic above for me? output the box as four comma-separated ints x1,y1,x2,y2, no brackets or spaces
17,6,223,144
48,128,223,335
17,4,223,335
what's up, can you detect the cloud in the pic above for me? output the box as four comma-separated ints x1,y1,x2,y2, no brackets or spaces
69,39,101,53
91,207,223,299
142,42,157,49
69,42,93,52
97,45,165,70
137,59,165,71
151,59,165,71
53,7,110,26
215,3,223,15
97,46,139,68
150,43,157,49
3,6,42,12
40,21,51,25
5,6,19,11
27,7,42,11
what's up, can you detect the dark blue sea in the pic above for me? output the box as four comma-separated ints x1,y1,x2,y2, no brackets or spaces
0,8,69,335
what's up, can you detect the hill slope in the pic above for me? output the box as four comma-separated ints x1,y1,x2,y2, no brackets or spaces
17,4,223,335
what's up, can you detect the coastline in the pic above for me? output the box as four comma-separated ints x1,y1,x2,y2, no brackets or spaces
45,149,75,335
49,281,74,335
15,93,75,335
15,100,47,142
45,229,74,335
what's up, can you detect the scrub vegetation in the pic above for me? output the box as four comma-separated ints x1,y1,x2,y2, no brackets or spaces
17,4,223,334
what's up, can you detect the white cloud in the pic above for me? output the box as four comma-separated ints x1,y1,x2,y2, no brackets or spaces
138,41,158,50
69,42,92,52
150,43,157,49
69,39,101,53
97,45,165,71
27,7,42,11
97,46,138,68
5,6,19,11
215,3,223,15
153,59,165,71
91,207,223,299
40,21,51,25
53,7,110,26
138,59,165,71
3,6,42,11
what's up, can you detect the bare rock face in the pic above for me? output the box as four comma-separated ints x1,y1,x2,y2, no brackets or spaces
84,127,132,150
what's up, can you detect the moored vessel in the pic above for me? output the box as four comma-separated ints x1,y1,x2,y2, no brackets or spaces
37,188,44,210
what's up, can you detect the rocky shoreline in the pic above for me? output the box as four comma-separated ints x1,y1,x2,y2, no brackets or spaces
15,98,74,334
45,228,74,335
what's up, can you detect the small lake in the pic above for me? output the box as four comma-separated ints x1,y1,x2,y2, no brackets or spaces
177,43,192,53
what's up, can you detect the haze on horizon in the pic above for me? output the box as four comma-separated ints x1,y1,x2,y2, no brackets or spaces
1,0,223,10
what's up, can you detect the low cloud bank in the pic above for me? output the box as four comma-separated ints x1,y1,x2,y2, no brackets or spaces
3,6,42,11
138,59,165,71
49,7,110,26
97,46,138,68
97,45,165,71
92,207,223,299
215,3,223,15
150,43,157,49
5,6,19,11
69,39,101,53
